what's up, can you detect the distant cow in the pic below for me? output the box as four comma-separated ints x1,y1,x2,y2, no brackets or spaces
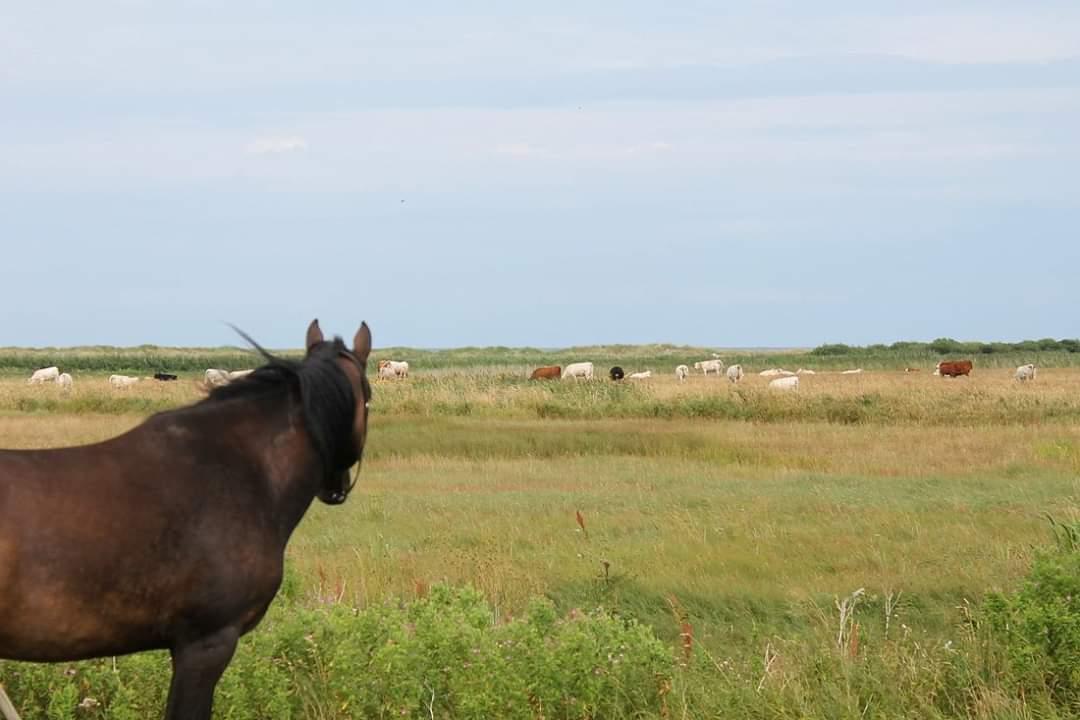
628,370,652,380
694,359,724,376
57,373,73,391
1015,363,1037,382
530,365,561,380
840,368,864,375
381,360,409,379
563,362,594,381
675,365,689,382
796,368,816,375
904,367,921,373
936,360,973,378
726,364,744,384
758,368,791,377
28,366,59,384
109,374,140,389
153,372,178,381
377,363,398,380
768,376,800,391
609,366,625,381
204,369,231,387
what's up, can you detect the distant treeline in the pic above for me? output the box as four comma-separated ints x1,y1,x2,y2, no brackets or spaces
2,337,1079,375
0,346,272,375
811,337,1080,356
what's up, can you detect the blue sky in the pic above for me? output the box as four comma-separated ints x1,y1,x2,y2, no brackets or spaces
2,2,1078,348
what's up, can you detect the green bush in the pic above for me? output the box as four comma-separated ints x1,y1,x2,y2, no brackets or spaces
0,586,672,719
985,519,1080,705
809,343,853,356
929,338,963,355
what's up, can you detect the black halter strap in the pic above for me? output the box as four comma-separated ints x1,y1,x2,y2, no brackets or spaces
335,347,367,496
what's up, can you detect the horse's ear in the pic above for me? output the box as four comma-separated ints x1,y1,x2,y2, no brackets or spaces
353,322,372,365
305,319,324,353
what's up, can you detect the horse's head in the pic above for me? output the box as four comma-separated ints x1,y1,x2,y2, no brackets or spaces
304,319,372,505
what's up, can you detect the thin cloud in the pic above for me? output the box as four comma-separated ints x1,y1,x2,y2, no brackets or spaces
246,136,308,155
494,142,545,157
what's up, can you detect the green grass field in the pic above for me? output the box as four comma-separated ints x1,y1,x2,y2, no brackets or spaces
2,355,1080,718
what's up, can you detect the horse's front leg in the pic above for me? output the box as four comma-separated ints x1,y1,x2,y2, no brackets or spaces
164,627,239,720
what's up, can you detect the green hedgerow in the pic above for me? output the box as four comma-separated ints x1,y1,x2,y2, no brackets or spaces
0,586,672,720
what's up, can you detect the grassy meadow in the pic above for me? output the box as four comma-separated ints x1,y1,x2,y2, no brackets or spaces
2,350,1080,718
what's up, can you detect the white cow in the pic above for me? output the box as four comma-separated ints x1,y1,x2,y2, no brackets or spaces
205,368,231,387
28,366,60,384
675,365,689,382
726,364,744,384
840,368,864,375
629,370,653,380
768,375,800,391
758,368,792,377
562,362,594,381
1015,363,1037,382
227,369,254,381
56,372,73,390
694,359,724,376
378,360,409,379
109,374,140,389
796,368,816,375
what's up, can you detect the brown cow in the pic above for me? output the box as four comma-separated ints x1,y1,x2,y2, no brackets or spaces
936,360,973,377
530,365,561,380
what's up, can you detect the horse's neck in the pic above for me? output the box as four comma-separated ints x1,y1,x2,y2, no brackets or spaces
171,396,324,541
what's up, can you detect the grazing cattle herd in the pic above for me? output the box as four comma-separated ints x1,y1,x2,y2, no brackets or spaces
22,367,258,390
21,355,1046,394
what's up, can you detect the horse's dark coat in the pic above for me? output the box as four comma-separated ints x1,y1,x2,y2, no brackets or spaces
0,320,372,720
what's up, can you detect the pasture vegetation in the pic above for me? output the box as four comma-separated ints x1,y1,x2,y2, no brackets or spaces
2,336,1080,376
3,350,1080,718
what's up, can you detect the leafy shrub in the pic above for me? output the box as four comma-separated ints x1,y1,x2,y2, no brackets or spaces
810,344,853,356
985,519,1080,705
0,586,672,720
929,338,963,355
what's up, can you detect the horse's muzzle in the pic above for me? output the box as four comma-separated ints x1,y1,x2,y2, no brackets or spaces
321,490,348,505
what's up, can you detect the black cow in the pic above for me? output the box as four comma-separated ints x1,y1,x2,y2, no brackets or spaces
153,372,179,381
609,366,625,381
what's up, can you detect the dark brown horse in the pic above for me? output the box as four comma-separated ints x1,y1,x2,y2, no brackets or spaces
0,319,372,720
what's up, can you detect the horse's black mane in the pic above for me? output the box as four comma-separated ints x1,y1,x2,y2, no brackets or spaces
204,336,362,481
